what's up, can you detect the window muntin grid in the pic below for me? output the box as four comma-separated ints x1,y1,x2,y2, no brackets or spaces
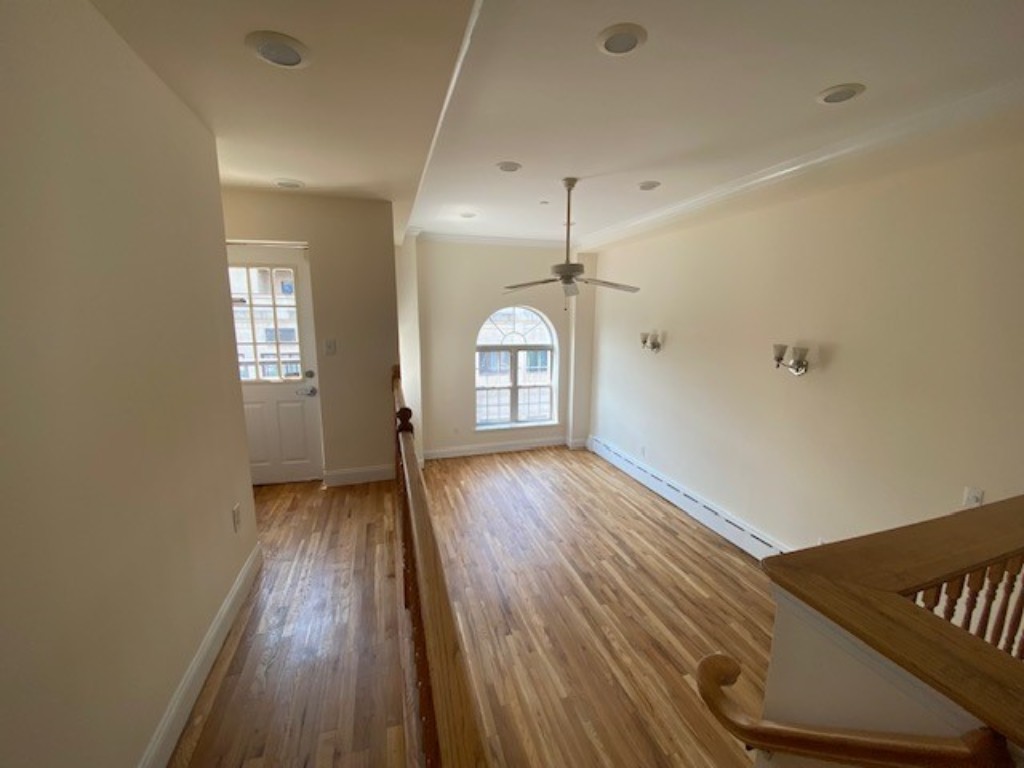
475,307,555,426
229,266,303,382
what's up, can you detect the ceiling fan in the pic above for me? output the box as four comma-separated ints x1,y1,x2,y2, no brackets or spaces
504,177,640,297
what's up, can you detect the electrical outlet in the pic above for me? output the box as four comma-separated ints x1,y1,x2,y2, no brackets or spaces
232,503,241,533
962,486,985,508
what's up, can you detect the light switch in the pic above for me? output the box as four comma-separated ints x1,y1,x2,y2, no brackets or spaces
324,338,337,356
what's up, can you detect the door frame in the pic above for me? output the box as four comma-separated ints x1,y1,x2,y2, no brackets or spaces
227,239,325,483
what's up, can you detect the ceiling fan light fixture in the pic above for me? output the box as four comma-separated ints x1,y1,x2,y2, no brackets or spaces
245,31,310,69
817,82,866,105
597,23,648,56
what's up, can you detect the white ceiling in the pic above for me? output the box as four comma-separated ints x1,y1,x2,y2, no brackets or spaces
91,0,1024,246
89,0,477,237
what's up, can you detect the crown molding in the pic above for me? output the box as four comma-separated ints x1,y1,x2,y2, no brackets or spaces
417,231,563,249
581,76,1024,251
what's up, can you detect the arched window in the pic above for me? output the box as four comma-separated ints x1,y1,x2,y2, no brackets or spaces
475,306,556,427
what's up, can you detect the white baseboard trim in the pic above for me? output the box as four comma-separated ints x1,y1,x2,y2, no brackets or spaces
323,464,394,486
567,437,588,450
138,545,262,768
587,435,789,560
425,436,565,460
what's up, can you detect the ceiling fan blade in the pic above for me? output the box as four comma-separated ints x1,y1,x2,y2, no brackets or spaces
577,277,640,293
563,280,579,297
503,278,559,293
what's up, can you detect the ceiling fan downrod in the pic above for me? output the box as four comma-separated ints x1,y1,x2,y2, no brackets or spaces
563,176,577,265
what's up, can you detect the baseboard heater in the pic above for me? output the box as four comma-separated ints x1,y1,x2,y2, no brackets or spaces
587,436,786,561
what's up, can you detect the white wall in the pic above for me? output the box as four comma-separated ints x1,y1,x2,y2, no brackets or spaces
0,2,256,765
590,109,1024,550
756,588,987,768
417,237,587,457
395,234,425,457
221,189,400,482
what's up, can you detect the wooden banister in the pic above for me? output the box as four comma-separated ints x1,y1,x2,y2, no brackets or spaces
762,498,1024,747
697,653,1012,768
392,366,490,768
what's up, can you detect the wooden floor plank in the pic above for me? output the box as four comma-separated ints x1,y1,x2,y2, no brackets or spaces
171,447,772,767
422,447,774,768
169,481,404,768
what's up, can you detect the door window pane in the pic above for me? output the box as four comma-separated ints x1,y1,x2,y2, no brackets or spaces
233,307,253,343
229,264,305,381
273,268,296,306
250,268,273,305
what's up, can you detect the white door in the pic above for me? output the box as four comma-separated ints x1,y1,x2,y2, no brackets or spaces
227,243,325,484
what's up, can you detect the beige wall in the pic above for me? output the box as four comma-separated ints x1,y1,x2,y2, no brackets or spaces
417,238,580,456
590,113,1024,550
221,189,399,479
0,2,256,765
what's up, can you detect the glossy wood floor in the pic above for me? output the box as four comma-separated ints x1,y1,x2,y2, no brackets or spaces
170,448,773,767
169,481,405,768
423,447,775,768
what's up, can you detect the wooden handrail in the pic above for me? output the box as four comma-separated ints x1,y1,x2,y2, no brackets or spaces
762,498,1024,746
697,653,1012,767
392,366,489,768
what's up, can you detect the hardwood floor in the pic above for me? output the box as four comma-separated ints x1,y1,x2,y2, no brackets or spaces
169,481,405,768
169,447,773,768
423,447,775,768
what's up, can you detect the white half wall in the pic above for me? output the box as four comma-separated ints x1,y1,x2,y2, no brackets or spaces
395,234,425,458
1,3,257,765
589,107,1024,550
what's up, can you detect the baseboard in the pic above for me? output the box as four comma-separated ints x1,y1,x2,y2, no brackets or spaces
587,435,789,560
567,437,588,450
425,436,565,460
323,464,395,486
138,545,262,768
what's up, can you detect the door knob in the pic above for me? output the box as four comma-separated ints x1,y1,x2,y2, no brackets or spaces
296,386,318,397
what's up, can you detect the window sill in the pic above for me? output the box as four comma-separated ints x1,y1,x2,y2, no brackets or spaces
475,420,559,433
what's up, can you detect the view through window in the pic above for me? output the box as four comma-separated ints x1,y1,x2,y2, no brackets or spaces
475,306,555,426
229,265,303,381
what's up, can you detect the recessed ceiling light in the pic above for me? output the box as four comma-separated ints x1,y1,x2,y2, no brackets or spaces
817,83,866,105
597,23,648,56
638,180,661,191
273,178,305,190
460,211,477,219
245,31,310,69
497,161,522,173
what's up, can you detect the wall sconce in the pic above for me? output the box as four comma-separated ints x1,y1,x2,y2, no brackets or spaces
641,331,662,353
773,343,808,376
